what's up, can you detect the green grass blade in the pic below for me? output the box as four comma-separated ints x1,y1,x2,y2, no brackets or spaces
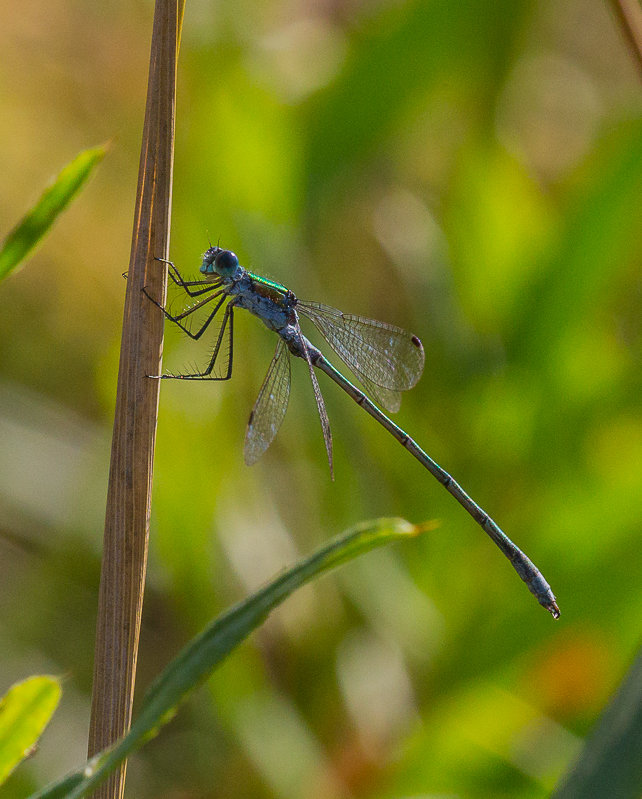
551,647,642,799
0,145,106,281
0,676,62,786
30,517,429,799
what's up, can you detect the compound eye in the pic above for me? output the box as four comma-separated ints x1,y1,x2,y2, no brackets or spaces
215,249,239,274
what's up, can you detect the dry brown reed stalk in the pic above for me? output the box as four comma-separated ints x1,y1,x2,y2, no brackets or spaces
610,0,642,77
87,1,185,797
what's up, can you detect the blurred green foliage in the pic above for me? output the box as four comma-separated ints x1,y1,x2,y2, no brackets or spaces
0,0,640,797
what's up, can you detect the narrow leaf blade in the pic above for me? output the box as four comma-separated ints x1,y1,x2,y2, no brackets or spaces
30,518,432,799
0,675,62,785
552,648,642,799
0,145,106,281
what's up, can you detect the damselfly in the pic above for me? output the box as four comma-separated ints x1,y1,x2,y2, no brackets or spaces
145,247,559,618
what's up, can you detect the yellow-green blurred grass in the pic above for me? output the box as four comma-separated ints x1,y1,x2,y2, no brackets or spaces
1,1,641,797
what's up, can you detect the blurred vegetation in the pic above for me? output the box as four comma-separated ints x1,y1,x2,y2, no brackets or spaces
0,0,640,797
26,521,429,799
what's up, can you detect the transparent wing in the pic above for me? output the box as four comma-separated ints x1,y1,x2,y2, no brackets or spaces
296,323,333,478
354,376,404,414
244,338,291,465
297,301,424,413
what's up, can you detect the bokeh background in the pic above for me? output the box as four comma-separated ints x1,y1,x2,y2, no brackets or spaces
1,0,641,796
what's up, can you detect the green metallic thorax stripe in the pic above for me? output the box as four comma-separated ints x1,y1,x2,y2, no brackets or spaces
248,271,289,295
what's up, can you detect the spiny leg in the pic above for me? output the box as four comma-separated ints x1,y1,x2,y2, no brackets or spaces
124,260,222,297
144,285,228,341
155,257,223,297
160,300,236,380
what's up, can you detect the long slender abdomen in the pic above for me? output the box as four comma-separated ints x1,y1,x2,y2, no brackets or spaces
312,352,560,618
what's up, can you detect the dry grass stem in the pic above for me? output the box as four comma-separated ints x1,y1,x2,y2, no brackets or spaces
87,1,184,797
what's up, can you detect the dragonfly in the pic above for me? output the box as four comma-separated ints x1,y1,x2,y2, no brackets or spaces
145,246,560,618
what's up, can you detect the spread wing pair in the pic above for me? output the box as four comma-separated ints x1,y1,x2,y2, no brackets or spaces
244,302,425,473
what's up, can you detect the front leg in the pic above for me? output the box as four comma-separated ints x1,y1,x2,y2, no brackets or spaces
155,257,223,297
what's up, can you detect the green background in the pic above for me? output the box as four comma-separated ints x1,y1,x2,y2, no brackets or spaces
1,0,640,796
